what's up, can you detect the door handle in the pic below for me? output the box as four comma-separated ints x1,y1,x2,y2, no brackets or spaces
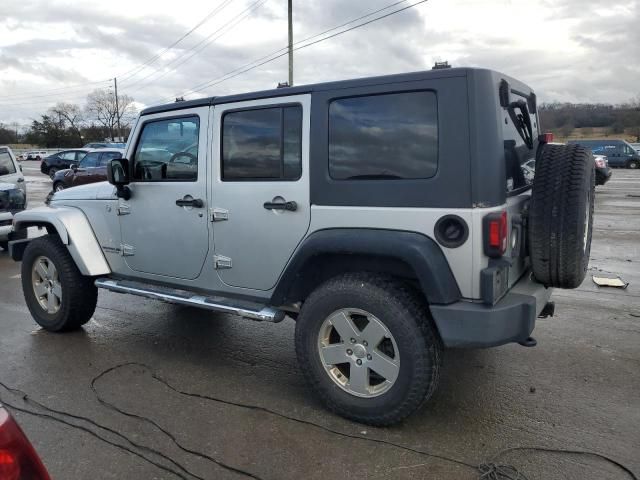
263,200,297,211
176,198,204,208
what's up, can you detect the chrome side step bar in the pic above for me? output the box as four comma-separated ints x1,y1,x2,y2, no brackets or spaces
95,278,285,322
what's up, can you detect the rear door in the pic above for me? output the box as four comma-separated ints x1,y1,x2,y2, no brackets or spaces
499,81,540,288
211,95,311,291
69,151,100,187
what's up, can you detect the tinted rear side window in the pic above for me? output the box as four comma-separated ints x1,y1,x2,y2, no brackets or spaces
328,91,438,180
222,105,302,181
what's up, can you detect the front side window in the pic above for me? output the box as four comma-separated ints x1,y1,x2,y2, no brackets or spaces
222,105,302,181
328,91,438,180
0,150,16,175
80,152,100,168
133,116,199,181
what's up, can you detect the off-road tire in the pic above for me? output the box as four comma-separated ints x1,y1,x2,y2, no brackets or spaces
529,143,595,288
22,235,97,331
295,273,442,426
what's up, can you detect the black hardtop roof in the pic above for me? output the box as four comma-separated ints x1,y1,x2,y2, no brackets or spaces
141,67,483,116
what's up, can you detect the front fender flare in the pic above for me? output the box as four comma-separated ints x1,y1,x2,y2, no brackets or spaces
13,206,111,276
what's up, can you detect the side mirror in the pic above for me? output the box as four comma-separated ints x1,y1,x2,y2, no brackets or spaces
107,158,132,200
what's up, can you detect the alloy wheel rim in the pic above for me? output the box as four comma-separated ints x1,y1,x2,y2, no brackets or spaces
31,256,62,314
317,308,400,398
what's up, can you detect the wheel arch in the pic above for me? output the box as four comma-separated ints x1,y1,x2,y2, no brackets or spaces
270,228,461,307
12,206,110,276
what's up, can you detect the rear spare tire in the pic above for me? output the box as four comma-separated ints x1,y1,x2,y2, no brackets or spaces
529,143,595,288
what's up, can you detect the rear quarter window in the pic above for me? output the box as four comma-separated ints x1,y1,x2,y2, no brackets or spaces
328,90,438,180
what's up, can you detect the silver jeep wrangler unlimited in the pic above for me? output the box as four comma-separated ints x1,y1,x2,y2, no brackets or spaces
10,68,594,426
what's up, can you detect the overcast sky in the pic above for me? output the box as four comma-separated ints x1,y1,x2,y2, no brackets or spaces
0,0,638,127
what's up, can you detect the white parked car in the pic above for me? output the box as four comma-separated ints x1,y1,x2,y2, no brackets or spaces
0,146,27,250
25,150,48,161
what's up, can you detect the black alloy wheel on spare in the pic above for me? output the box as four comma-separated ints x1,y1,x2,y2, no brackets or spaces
528,143,595,289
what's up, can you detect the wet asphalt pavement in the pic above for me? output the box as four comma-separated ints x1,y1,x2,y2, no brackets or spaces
0,164,638,480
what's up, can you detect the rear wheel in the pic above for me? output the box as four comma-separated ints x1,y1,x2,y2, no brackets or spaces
529,143,595,288
21,235,97,331
295,273,442,426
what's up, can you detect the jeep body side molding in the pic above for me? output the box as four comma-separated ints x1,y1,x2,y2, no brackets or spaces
12,206,110,276
270,228,461,306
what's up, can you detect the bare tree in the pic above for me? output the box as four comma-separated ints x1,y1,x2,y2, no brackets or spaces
85,89,136,141
50,103,84,144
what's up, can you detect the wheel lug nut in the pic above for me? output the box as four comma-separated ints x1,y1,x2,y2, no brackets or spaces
367,354,372,360
363,341,368,347
356,359,362,366
346,349,353,355
350,338,356,344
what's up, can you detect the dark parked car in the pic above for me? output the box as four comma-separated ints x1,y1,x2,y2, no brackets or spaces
568,139,640,168
40,149,89,179
52,148,123,191
594,155,612,185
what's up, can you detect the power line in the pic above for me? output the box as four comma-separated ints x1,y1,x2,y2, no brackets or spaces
174,0,411,99
117,0,236,83
166,0,427,102
0,79,110,102
0,0,236,103
121,0,266,92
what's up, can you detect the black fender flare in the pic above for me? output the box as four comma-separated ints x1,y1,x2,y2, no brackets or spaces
270,228,461,306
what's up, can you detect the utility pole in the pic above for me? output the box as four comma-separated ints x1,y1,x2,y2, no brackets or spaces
288,0,293,86
114,77,122,142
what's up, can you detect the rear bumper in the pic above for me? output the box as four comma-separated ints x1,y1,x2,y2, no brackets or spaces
430,271,552,348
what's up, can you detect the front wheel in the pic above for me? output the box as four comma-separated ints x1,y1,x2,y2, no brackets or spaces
48,167,58,179
295,273,442,426
628,160,639,169
21,235,97,331
53,182,65,192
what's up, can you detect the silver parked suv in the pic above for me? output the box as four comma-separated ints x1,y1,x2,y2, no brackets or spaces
9,68,595,425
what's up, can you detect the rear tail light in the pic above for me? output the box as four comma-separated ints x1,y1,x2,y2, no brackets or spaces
538,132,554,144
0,408,51,480
595,157,607,168
483,211,508,258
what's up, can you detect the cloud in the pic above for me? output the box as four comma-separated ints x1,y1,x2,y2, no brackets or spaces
0,0,638,125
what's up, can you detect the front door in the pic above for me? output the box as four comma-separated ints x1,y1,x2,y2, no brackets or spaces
211,95,311,291
119,108,210,280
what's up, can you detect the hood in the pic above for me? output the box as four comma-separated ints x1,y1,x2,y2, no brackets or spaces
51,181,116,201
